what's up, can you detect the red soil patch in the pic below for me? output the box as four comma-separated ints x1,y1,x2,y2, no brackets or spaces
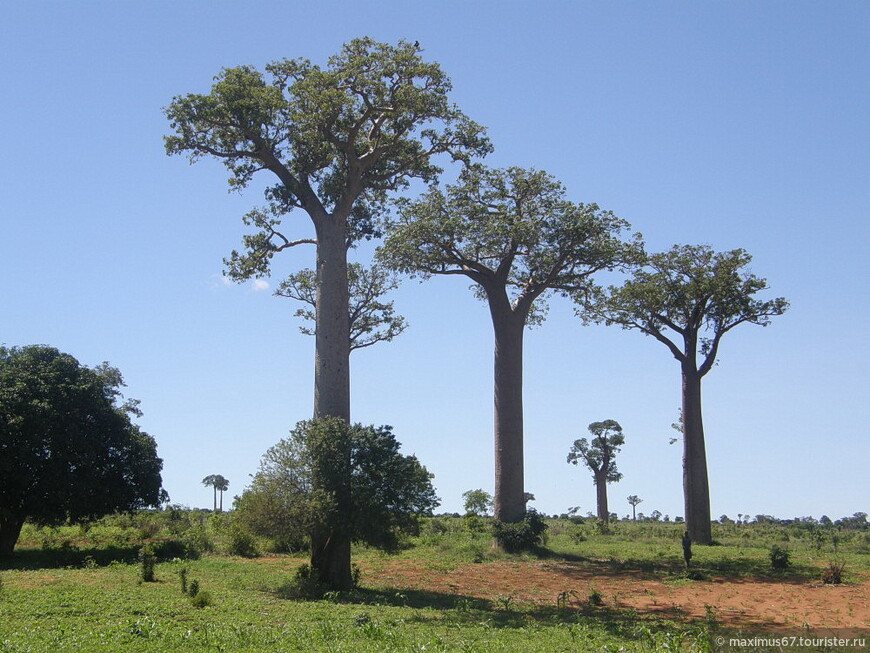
359,559,870,633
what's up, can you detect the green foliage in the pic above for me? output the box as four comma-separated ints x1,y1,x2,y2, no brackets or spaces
190,589,213,608
567,420,625,483
276,263,408,351
276,563,330,600
139,544,156,582
227,523,259,558
235,418,440,554
461,489,493,516
491,509,548,552
164,37,490,280
586,587,604,606
379,164,639,326
768,544,790,570
177,567,188,594
0,345,166,555
578,244,789,377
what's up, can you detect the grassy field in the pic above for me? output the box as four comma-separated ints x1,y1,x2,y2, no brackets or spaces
1,514,867,652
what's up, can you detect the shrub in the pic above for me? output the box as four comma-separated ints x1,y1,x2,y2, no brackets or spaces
276,564,328,600
187,579,200,597
227,526,259,558
491,509,548,552
587,587,603,606
178,567,188,594
821,561,846,584
768,544,790,570
138,544,156,582
190,590,213,608
153,538,191,560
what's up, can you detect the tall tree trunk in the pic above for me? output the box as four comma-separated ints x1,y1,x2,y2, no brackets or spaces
490,309,525,524
219,489,223,512
309,214,353,589
0,512,25,557
213,486,217,512
313,217,351,422
682,367,712,544
595,472,610,523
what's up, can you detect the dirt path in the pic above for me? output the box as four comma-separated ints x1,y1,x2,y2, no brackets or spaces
362,559,870,633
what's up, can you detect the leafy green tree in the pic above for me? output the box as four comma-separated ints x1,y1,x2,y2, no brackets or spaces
461,489,493,517
567,420,625,523
577,245,788,544
627,494,642,520
379,164,638,525
0,345,166,556
202,474,229,512
235,417,439,588
275,263,407,350
164,37,489,424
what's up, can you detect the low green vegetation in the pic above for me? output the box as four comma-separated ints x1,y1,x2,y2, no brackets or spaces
1,510,866,652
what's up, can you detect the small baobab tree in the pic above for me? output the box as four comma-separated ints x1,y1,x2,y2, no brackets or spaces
567,420,625,524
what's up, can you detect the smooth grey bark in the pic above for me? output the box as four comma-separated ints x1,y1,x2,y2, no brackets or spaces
682,366,712,544
490,303,527,524
312,217,351,422
594,472,610,523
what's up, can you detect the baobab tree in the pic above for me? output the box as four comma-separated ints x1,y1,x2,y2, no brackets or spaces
380,164,638,527
202,474,229,512
165,38,489,589
567,420,625,524
577,245,788,544
627,495,643,521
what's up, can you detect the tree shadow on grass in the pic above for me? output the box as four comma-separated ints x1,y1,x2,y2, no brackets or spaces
0,540,195,571
313,584,662,641
529,546,819,583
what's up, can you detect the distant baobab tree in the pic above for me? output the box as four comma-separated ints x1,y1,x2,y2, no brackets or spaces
202,474,229,512
627,495,643,521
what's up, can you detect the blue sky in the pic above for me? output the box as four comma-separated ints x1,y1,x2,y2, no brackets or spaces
2,1,868,521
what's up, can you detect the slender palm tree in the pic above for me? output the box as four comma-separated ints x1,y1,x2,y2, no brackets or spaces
202,474,230,512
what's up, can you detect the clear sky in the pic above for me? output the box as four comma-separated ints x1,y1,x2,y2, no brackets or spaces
2,1,868,521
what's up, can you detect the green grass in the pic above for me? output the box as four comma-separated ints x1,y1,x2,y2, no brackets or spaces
1,514,867,652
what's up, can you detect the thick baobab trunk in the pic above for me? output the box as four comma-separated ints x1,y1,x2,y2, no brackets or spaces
490,309,526,525
682,367,712,545
309,215,353,589
595,472,610,523
0,512,25,557
313,218,351,422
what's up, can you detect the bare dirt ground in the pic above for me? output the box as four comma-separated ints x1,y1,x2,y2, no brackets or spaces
362,559,870,634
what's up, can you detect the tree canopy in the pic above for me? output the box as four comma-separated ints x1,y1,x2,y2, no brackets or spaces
380,164,639,323
0,345,166,555
578,245,789,375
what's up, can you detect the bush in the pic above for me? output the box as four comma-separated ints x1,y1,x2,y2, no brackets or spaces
227,526,259,558
276,564,327,600
821,561,846,584
491,509,548,553
138,544,156,582
190,590,213,608
768,544,790,570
